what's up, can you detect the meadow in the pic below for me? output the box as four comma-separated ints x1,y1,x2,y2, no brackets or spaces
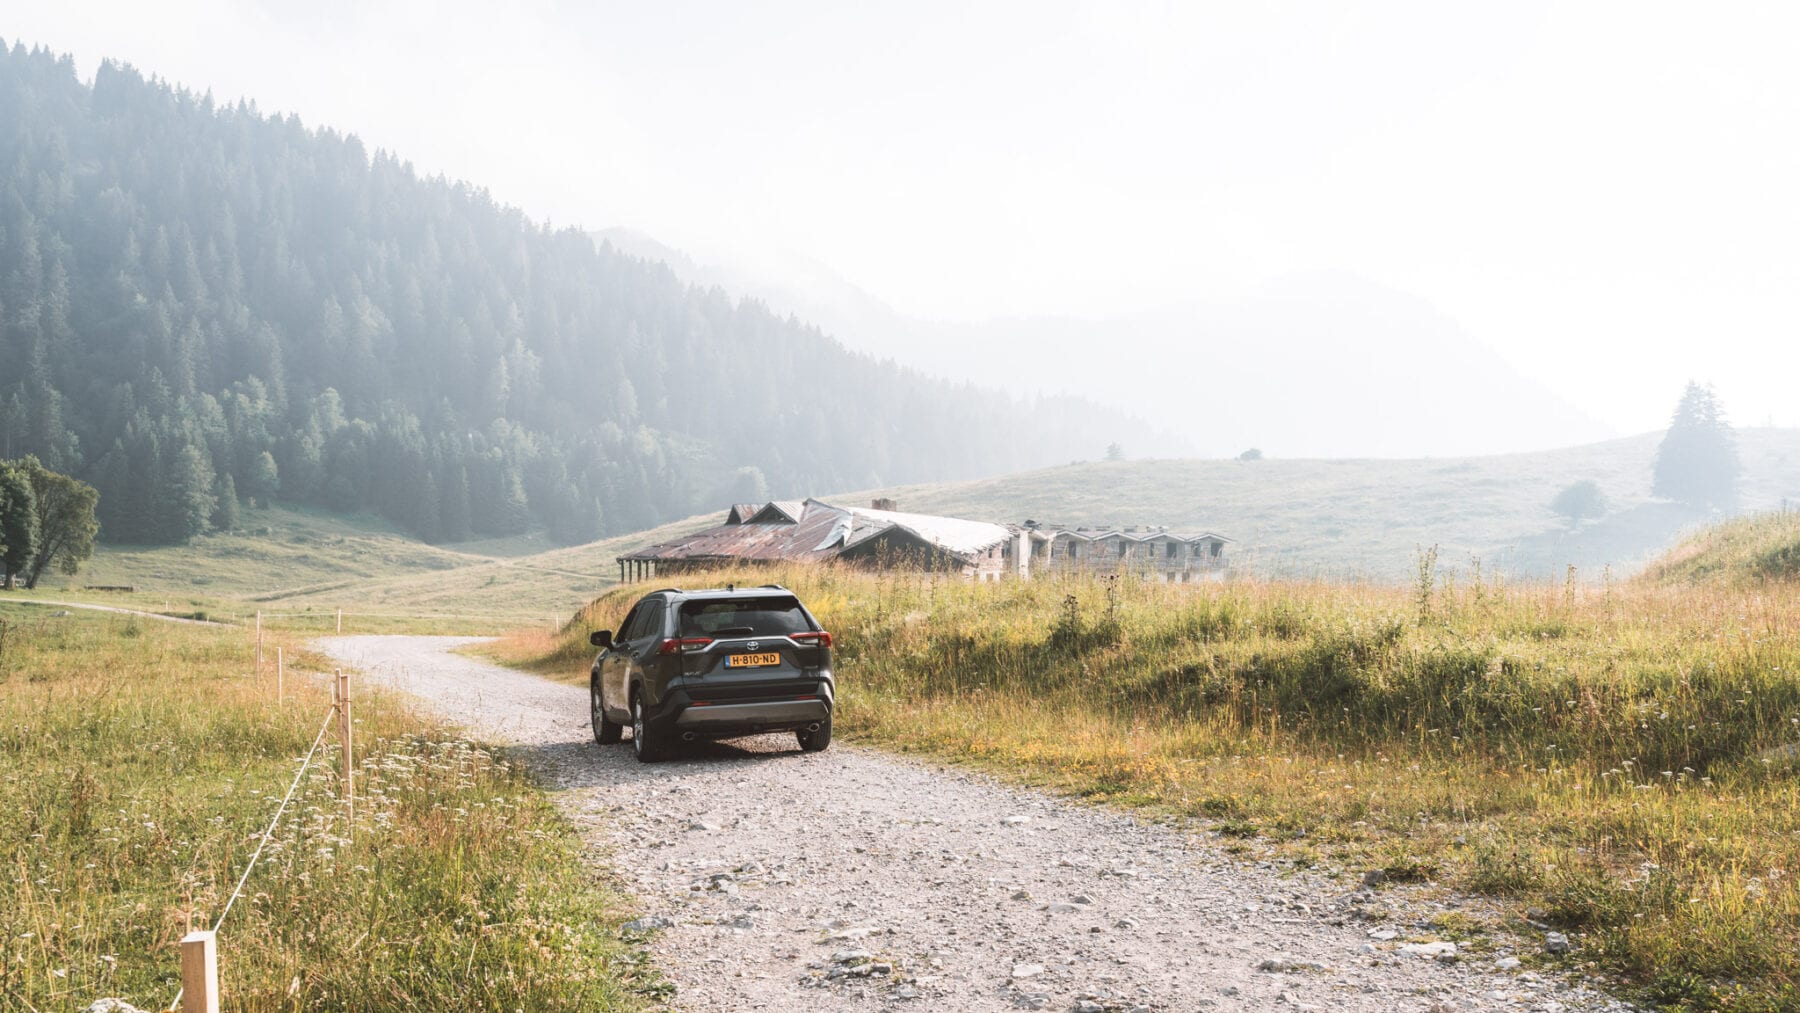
27,430,1800,632
0,603,650,1011
499,549,1800,1011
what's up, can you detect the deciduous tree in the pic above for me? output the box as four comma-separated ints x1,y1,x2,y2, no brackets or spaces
11,456,99,589
1550,479,1609,527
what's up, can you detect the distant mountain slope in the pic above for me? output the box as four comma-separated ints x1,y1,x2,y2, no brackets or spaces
48,429,1800,613
593,228,1613,459
0,43,1151,547
834,428,1800,581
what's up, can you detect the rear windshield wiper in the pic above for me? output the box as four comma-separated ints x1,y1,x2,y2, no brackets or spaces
708,626,758,637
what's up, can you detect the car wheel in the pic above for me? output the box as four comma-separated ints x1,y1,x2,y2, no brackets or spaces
796,711,832,752
631,688,664,762
592,678,621,744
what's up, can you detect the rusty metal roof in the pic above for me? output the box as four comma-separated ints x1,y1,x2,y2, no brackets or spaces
621,499,1010,565
724,503,764,525
622,501,846,564
621,500,1226,565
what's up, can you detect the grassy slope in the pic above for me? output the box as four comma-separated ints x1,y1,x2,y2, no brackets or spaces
495,563,1800,1010
0,603,649,1010
13,505,711,630
836,428,1800,581
23,429,1800,622
1643,510,1800,588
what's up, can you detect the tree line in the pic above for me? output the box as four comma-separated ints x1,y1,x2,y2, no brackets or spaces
0,42,1138,546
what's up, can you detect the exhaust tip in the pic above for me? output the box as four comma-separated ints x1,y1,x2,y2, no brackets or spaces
681,732,696,741
806,722,821,732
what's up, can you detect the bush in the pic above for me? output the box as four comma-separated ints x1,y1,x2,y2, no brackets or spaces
1550,479,1609,526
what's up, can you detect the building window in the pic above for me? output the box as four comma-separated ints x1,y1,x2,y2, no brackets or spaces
1165,542,1177,558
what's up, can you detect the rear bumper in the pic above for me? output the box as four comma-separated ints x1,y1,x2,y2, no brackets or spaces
645,677,834,739
674,697,830,730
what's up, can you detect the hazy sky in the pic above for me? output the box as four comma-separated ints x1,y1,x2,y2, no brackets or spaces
9,1,1799,436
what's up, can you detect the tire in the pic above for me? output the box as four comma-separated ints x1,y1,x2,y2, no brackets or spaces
592,678,621,745
630,688,665,762
796,711,832,753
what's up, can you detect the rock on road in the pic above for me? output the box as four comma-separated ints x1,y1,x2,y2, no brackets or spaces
319,635,1631,1013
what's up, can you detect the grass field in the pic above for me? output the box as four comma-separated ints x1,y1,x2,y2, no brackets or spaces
833,428,1800,582
0,602,651,1011
497,549,1800,1011
1644,510,1800,588
20,430,1800,624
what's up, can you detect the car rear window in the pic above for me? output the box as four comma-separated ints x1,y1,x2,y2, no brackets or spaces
679,597,812,638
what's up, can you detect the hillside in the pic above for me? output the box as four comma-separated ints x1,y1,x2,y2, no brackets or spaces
31,428,1799,617
1641,510,1800,588
592,227,1613,459
0,43,1139,549
837,428,1800,581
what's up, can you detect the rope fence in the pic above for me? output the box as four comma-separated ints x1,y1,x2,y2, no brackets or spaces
162,669,354,1013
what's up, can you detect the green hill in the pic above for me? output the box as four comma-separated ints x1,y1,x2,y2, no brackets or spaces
18,429,1799,622
835,428,1800,582
1641,510,1800,588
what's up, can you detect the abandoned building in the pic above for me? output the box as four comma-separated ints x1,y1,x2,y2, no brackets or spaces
1018,523,1231,583
616,499,1017,582
616,500,1231,583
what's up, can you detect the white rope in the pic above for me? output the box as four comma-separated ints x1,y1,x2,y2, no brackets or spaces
168,704,338,1011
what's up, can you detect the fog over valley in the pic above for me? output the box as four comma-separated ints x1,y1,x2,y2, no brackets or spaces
12,1,1797,454
12,9,1800,1013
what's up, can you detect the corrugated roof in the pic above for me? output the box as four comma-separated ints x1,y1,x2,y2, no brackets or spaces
739,500,806,524
830,501,1012,556
622,499,1011,564
622,501,847,564
724,503,764,525
622,501,1228,566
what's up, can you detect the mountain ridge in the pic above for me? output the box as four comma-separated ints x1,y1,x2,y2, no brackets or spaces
592,227,1614,459
0,43,1165,546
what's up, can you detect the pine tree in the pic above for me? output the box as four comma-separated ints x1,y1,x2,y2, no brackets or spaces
1652,382,1740,509
245,450,280,507
212,472,241,531
161,443,217,542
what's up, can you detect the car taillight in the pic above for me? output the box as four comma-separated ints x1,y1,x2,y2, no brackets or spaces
791,631,833,648
659,637,714,655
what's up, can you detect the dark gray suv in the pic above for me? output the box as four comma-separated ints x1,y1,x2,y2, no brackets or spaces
588,584,835,762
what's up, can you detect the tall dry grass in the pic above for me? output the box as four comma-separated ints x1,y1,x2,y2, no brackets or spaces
0,605,650,1011
513,562,1800,1010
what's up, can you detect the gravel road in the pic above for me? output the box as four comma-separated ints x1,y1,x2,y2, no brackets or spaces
318,635,1633,1013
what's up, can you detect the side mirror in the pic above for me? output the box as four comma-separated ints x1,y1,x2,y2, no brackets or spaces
590,630,613,648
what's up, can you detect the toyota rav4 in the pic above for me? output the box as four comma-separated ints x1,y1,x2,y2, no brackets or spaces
588,584,835,761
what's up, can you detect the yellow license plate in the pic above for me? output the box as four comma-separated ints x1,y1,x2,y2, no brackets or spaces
727,652,780,668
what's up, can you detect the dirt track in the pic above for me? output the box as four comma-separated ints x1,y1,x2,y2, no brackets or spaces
318,635,1631,1013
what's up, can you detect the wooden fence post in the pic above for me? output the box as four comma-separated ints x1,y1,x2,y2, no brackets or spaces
179,929,219,1013
336,608,342,634
336,668,354,824
275,646,284,702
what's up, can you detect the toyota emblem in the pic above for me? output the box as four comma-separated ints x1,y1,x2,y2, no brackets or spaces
746,641,760,651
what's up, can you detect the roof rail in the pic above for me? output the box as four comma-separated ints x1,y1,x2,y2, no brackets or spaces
650,587,682,595
759,583,786,590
